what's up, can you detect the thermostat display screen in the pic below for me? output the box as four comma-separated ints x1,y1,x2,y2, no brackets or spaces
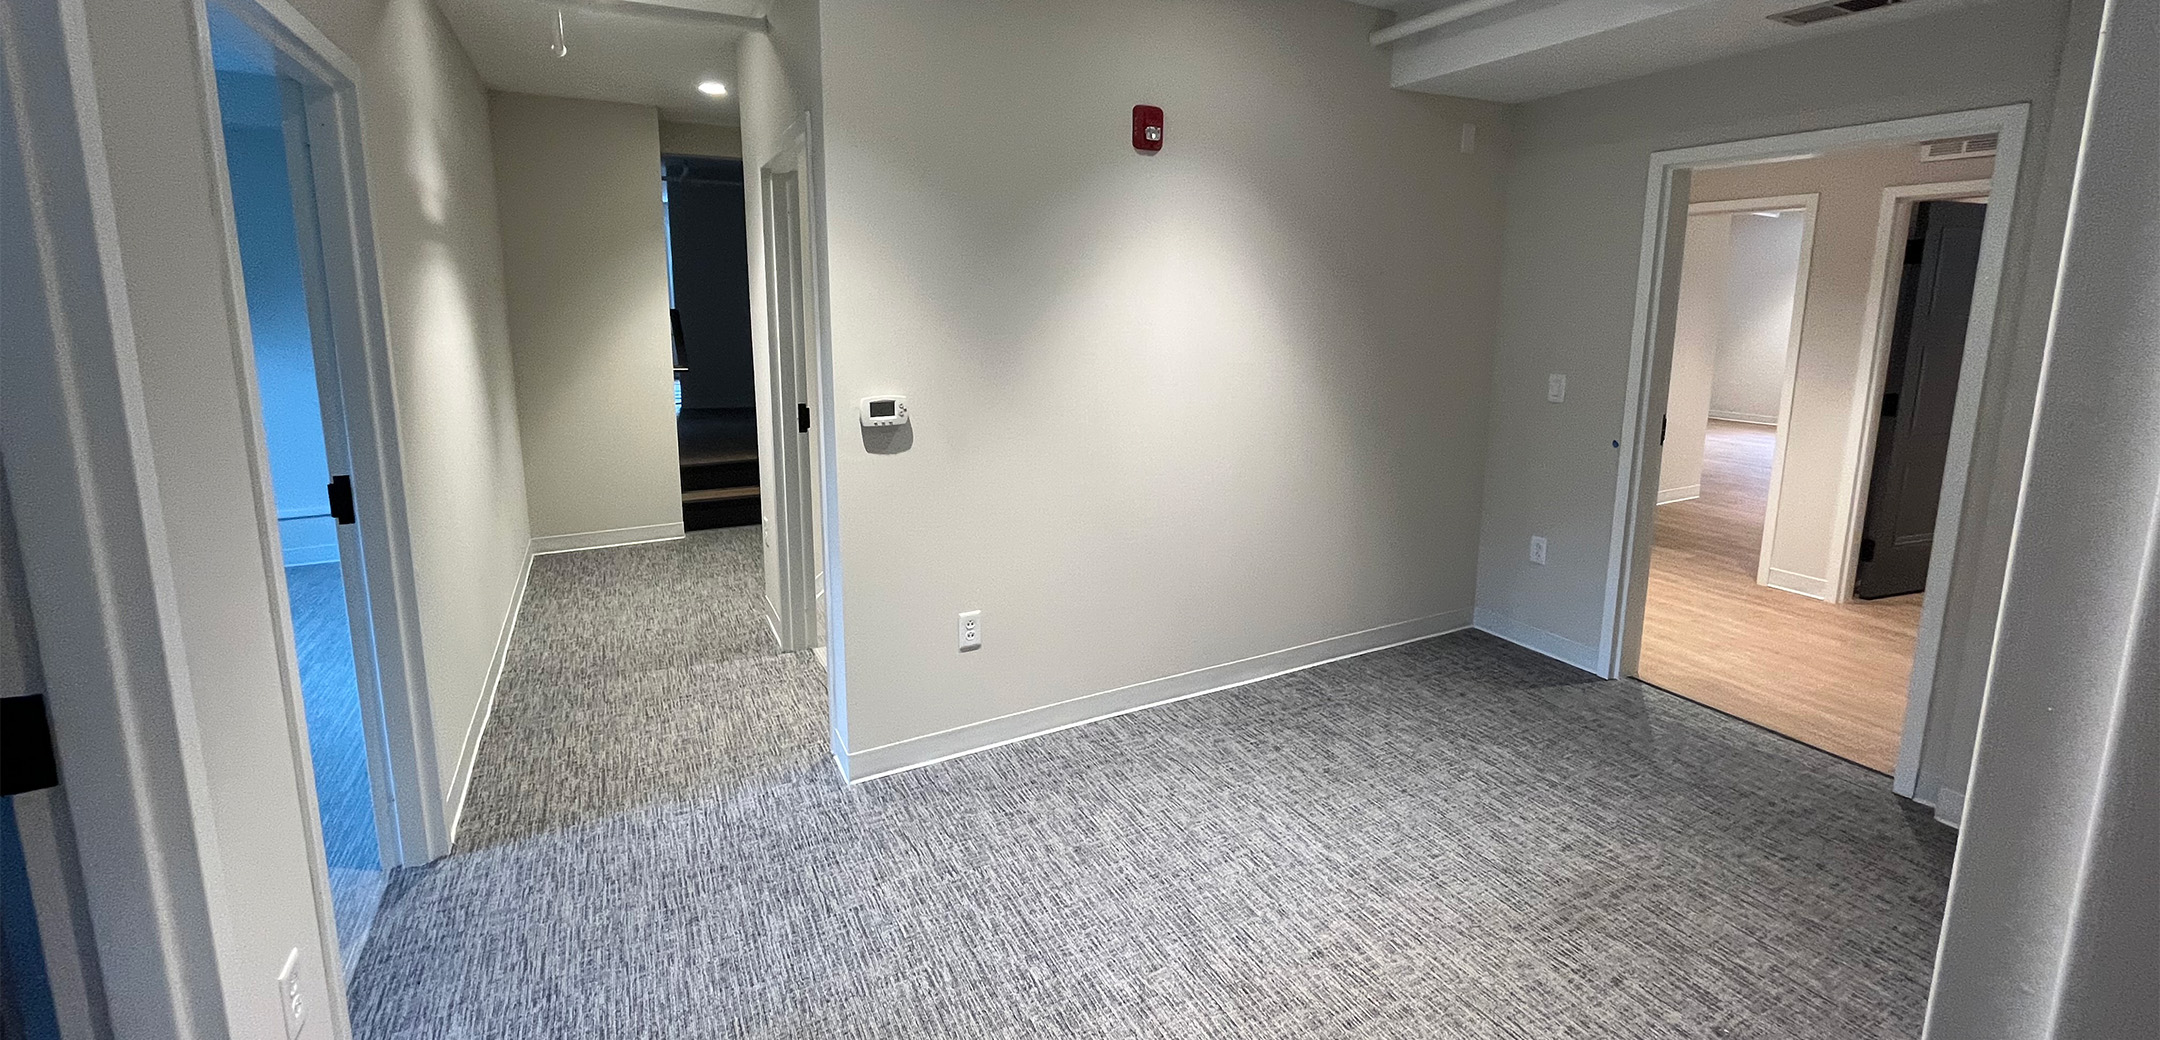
869,400,896,418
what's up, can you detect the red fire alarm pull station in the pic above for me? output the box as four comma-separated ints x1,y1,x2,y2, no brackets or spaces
1133,105,1164,152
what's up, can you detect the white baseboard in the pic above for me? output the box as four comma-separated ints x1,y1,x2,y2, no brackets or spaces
1471,607,1603,674
1657,484,1701,505
529,521,685,556
443,547,535,845
836,608,1473,783
1932,785,1966,828
1707,411,1778,426
1766,567,1831,600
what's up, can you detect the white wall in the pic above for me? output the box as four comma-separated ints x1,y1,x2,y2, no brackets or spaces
1657,214,1728,501
1471,0,2097,811
1690,143,1994,594
812,0,1508,766
343,0,536,807
659,119,742,158
1707,212,1804,426
491,92,683,546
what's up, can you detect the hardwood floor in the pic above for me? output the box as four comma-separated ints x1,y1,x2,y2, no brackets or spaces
1638,420,1923,772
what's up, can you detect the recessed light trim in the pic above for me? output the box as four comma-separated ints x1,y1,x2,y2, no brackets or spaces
698,80,728,97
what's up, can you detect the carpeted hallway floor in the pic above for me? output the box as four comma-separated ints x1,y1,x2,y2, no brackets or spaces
347,527,1956,1039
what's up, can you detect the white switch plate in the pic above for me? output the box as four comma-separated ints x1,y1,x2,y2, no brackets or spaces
957,610,982,652
276,948,307,1039
1529,536,1548,566
1547,374,1567,403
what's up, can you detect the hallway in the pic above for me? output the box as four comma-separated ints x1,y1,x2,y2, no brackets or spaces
346,529,1952,1038
1639,421,1925,771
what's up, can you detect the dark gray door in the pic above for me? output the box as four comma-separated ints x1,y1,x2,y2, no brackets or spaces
1854,200,1986,600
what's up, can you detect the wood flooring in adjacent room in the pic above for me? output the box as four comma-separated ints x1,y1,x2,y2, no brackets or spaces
1639,419,1924,772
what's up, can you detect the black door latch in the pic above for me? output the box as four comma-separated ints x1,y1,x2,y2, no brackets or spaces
328,474,356,525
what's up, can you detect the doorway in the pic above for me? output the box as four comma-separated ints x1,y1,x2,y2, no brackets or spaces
204,0,437,974
1608,108,2026,799
760,122,829,656
664,154,762,531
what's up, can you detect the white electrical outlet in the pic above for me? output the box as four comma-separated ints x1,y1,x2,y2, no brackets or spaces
957,610,982,652
276,948,307,1038
1529,536,1548,566
1547,374,1567,403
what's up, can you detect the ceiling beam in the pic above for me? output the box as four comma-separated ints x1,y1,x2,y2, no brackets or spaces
1370,0,1531,46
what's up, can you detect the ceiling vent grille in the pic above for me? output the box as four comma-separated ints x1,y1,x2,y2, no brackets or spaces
1769,0,1912,27
1920,133,2000,162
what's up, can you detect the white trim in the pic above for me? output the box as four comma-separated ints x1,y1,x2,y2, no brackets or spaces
1657,484,1700,505
442,548,534,845
1932,785,1966,828
0,0,231,1030
1831,179,1996,606
1707,410,1778,426
1599,105,2031,804
1473,607,1604,673
839,610,1473,782
529,522,686,556
1765,567,1831,601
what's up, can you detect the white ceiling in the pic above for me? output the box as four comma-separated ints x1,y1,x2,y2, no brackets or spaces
1367,0,1998,103
437,0,762,124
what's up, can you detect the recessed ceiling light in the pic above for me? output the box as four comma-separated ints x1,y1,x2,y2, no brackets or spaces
698,80,728,97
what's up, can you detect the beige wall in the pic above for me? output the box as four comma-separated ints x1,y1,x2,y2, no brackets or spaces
351,0,535,810
1659,214,1729,501
1708,212,1806,426
816,0,1508,761
1692,142,1994,595
491,92,683,544
1473,0,2097,815
660,119,743,158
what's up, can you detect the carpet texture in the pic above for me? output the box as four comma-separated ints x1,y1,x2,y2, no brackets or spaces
349,528,1955,1039
286,560,385,974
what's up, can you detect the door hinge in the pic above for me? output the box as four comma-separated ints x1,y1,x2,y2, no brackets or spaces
1660,414,1668,445
797,403,811,434
328,474,356,525
1859,538,1877,563
2,695,60,795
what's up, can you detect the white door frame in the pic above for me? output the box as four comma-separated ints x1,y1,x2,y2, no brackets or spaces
1829,179,1996,606
760,120,823,655
1678,194,1820,592
1601,105,2029,799
198,0,446,867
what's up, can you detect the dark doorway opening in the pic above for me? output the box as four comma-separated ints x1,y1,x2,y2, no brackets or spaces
1854,200,1986,600
664,155,759,530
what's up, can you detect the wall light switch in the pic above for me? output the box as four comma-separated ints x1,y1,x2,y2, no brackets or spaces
1460,123,1477,154
1547,374,1567,403
1529,536,1548,566
957,610,983,652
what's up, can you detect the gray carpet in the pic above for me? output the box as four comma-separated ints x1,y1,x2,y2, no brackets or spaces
348,527,1955,1039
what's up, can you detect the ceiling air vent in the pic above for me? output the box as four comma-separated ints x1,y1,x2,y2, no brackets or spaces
1769,0,1912,28
1920,133,2000,162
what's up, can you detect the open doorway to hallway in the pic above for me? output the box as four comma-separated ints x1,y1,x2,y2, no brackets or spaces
665,154,763,531
1631,132,2003,773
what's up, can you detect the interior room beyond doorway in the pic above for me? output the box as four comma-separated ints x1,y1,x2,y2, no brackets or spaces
1637,136,1998,772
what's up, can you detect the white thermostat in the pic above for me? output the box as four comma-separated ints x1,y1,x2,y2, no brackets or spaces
858,395,909,428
